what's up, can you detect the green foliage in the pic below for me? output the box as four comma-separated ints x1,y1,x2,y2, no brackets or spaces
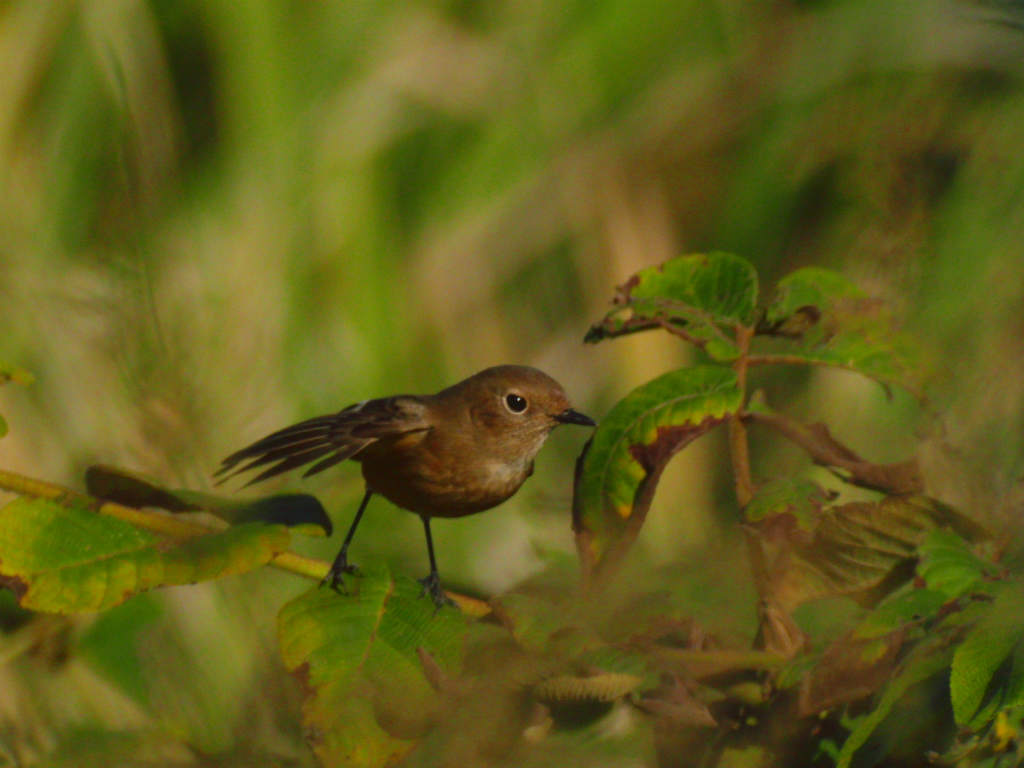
0,497,290,613
759,266,922,394
917,528,1001,600
585,252,759,359
835,636,956,768
794,531,1017,767
950,583,1024,730
278,565,468,767
0,253,1014,767
1,0,1022,761
759,496,990,611
763,268,866,329
576,252,1003,767
573,365,742,577
851,586,948,641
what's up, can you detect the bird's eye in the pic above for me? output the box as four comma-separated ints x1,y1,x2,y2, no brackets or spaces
505,393,528,413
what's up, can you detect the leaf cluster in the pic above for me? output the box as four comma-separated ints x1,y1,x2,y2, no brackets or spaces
0,255,1019,767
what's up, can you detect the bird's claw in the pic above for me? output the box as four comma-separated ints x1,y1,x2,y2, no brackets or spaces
418,571,454,610
320,557,360,593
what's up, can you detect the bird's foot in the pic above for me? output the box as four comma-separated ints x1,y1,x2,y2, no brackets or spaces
320,554,360,593
418,571,454,610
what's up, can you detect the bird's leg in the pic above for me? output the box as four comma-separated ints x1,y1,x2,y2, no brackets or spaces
321,489,372,592
418,515,453,609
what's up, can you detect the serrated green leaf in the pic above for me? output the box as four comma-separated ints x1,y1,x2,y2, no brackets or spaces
853,587,948,640
760,266,921,394
278,565,468,767
0,497,290,613
585,253,758,359
85,465,332,536
764,267,864,328
573,366,742,578
918,529,998,600
837,638,955,768
625,252,758,323
950,583,1024,729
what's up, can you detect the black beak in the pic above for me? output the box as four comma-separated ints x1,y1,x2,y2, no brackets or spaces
555,408,597,427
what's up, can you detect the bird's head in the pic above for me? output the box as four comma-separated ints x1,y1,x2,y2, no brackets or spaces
451,365,595,459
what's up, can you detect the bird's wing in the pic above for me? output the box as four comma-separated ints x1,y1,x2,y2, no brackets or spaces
215,396,431,486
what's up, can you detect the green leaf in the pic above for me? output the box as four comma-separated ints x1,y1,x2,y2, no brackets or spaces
85,465,332,536
585,253,758,359
278,565,467,767
836,637,955,768
0,497,290,613
572,366,742,579
853,586,948,640
950,583,1024,729
917,529,999,600
763,267,864,328
760,266,921,394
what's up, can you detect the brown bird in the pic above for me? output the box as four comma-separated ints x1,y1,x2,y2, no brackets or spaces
216,365,595,606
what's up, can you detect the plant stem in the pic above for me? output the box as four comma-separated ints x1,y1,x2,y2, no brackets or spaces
729,325,773,618
729,325,755,507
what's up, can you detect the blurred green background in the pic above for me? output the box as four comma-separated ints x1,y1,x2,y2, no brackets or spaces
1,0,1023,764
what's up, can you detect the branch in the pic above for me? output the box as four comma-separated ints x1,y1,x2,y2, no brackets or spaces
742,411,923,495
0,468,492,616
0,468,326,578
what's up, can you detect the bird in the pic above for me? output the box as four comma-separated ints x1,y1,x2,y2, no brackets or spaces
216,365,596,606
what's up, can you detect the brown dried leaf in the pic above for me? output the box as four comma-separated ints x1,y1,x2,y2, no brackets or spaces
799,628,907,716
638,675,718,728
764,496,988,612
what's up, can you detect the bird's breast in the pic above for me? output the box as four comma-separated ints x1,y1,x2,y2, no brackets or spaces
357,434,534,518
